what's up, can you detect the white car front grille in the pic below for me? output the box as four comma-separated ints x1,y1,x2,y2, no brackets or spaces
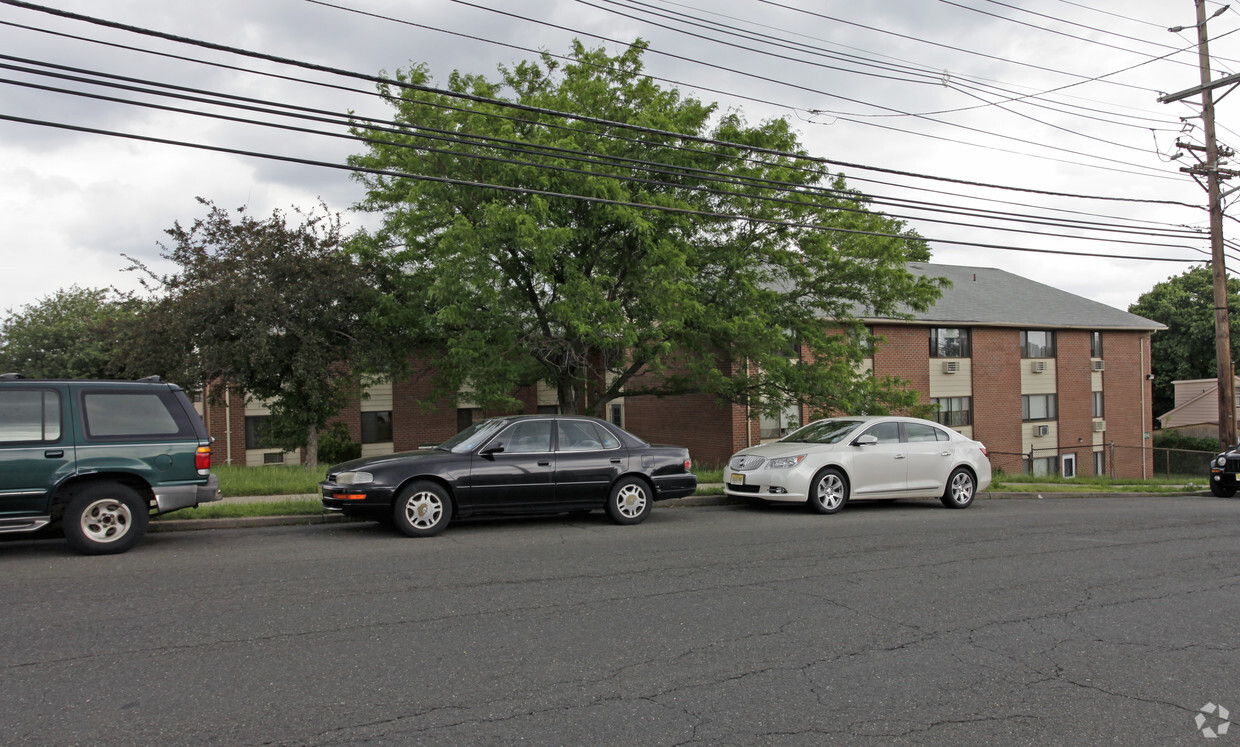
730,455,766,471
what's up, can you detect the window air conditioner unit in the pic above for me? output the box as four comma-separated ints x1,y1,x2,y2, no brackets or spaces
1030,361,1047,374
1093,420,1106,432
1035,425,1050,437
1092,360,1105,372
942,360,960,374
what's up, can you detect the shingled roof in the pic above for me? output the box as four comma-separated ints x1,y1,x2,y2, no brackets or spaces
864,263,1166,331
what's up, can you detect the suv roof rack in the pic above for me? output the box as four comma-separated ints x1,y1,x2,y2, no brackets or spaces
0,373,27,380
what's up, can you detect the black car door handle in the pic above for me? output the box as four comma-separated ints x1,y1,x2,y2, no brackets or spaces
610,458,622,464
44,450,64,458
538,460,551,466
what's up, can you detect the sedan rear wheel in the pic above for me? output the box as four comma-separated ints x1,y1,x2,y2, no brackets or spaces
393,481,451,537
606,477,652,525
941,468,976,509
809,468,848,514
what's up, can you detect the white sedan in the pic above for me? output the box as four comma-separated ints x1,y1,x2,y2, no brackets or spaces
724,416,992,513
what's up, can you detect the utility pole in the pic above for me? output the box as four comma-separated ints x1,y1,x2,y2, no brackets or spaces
1159,0,1237,449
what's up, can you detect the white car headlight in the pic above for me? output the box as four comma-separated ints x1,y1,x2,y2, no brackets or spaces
336,471,374,485
766,455,806,470
1218,456,1228,468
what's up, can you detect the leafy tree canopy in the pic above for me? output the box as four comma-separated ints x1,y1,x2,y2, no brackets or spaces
0,286,145,380
130,198,389,468
1129,264,1240,419
349,40,942,418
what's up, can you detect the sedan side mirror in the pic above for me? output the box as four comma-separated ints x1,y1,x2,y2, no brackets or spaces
481,443,505,457
853,434,878,447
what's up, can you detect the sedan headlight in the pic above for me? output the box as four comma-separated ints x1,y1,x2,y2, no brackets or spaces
1218,456,1228,468
335,471,374,485
766,455,806,470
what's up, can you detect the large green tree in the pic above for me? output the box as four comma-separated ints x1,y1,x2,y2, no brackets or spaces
350,40,942,418
0,286,145,379
1129,264,1240,419
131,199,387,468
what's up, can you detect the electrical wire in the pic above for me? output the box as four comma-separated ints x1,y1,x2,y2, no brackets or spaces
0,111,1208,265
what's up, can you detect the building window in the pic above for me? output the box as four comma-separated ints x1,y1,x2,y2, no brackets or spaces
1024,456,1056,476
1090,331,1103,358
245,415,270,450
1094,450,1105,476
1022,394,1057,421
609,403,623,428
760,403,802,440
1092,392,1104,418
360,411,392,444
1020,330,1056,358
537,405,559,415
931,396,973,428
457,408,483,432
929,328,971,358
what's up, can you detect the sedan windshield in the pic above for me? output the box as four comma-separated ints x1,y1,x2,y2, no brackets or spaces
437,419,509,453
781,419,865,444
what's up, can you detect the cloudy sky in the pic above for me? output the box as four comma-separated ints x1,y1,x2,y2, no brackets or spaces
1,0,1236,318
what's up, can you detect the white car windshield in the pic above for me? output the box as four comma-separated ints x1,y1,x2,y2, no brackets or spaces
781,419,866,444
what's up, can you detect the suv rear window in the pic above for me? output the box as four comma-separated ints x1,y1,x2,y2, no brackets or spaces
0,389,62,443
81,390,196,440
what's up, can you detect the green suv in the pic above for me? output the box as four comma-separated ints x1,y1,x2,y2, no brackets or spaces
0,375,220,554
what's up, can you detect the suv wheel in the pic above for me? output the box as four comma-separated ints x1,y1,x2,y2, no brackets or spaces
63,483,150,555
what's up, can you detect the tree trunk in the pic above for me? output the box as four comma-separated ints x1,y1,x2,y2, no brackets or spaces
305,422,319,471
558,379,578,415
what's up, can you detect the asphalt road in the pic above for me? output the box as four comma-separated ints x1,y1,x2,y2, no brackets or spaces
3,495,1240,745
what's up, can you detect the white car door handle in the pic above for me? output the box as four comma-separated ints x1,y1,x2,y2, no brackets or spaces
941,451,951,456
894,455,906,460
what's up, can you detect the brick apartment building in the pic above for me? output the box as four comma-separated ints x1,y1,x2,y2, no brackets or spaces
202,263,1164,480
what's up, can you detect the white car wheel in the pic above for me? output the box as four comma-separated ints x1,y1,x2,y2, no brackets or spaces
941,468,976,509
810,468,848,514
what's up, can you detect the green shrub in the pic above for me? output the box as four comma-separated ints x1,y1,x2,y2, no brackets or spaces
1153,432,1220,453
318,421,362,465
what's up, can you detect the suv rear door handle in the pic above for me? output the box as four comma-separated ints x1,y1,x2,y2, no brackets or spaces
44,450,64,458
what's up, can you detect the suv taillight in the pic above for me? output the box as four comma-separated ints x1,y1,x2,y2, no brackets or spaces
196,445,212,472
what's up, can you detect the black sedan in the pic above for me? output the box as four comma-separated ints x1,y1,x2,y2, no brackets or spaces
320,415,697,536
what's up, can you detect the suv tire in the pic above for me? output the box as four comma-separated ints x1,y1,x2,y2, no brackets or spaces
63,483,150,555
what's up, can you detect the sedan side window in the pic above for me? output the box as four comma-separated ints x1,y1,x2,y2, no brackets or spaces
860,422,901,444
558,421,602,451
904,423,941,443
500,421,553,453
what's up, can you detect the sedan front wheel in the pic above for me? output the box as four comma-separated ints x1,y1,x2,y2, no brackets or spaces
809,468,848,514
393,481,452,537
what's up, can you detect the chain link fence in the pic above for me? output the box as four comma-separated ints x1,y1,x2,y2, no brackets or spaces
986,444,1215,480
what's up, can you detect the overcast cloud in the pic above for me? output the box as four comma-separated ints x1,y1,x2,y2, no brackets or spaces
0,0,1234,317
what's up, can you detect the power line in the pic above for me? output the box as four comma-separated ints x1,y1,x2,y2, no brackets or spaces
0,112,1207,265
0,0,1197,207
0,62,1201,251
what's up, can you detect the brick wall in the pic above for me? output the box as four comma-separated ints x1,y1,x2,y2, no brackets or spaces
625,392,738,466
1056,331,1095,475
201,383,248,466
871,325,930,407
1103,331,1154,479
970,328,1023,474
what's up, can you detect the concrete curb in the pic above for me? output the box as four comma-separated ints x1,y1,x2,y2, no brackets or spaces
147,489,1209,533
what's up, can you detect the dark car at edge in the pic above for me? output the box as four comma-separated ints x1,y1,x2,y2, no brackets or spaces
320,414,697,536
1210,446,1240,497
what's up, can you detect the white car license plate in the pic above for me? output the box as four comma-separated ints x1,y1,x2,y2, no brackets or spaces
729,472,746,486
